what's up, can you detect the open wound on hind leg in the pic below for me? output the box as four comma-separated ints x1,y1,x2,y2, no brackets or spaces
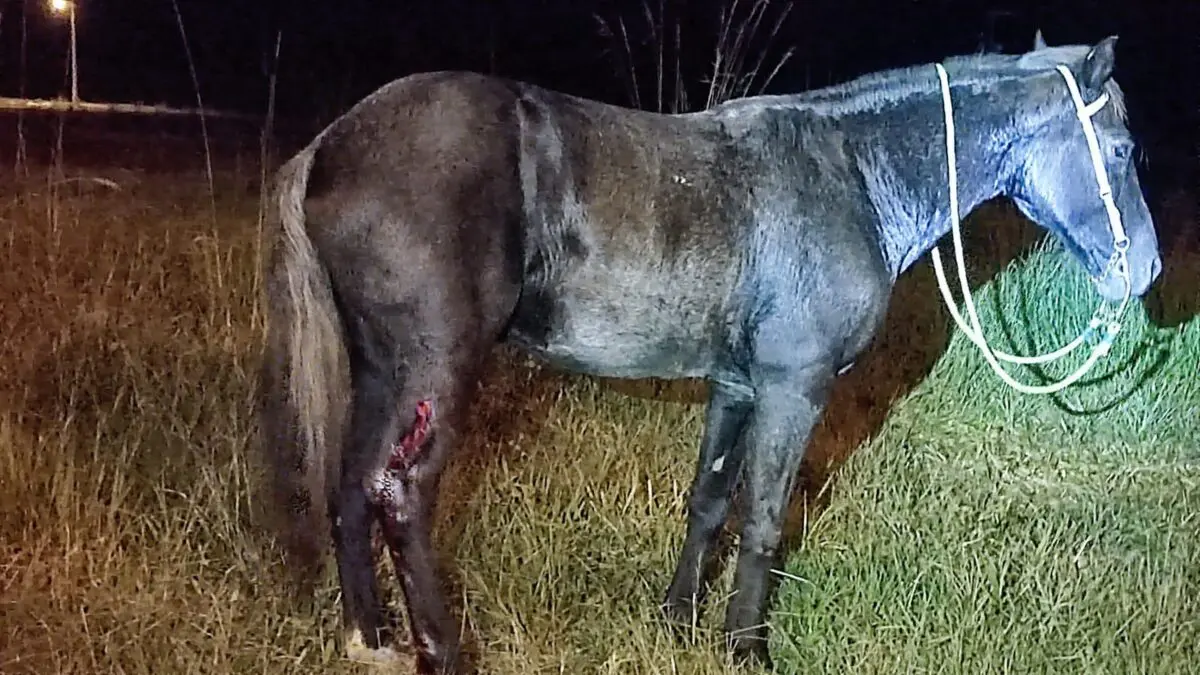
365,399,436,519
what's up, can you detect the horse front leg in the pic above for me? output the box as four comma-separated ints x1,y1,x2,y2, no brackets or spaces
663,383,753,626
724,367,832,667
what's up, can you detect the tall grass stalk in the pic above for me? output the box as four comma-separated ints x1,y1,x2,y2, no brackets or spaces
597,0,794,113
704,0,794,109
169,0,218,230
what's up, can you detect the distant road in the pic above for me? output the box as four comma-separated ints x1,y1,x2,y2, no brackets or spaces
0,101,314,174
0,97,259,121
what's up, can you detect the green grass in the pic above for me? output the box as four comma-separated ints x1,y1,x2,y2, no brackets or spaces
1,169,1197,674
770,240,1200,674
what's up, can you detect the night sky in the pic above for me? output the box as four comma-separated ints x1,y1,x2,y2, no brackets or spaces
1,0,1196,185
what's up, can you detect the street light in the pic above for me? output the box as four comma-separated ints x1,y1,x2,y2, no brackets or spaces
50,0,78,103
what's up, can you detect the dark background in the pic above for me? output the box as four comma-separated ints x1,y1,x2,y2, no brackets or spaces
0,0,1195,193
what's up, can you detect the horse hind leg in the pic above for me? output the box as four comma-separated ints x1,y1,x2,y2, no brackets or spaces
334,360,405,664
316,162,522,671
364,346,485,672
336,278,507,674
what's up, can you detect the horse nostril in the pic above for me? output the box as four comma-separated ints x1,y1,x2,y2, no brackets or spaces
1150,256,1163,281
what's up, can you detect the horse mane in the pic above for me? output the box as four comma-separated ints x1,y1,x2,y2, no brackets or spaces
713,46,1127,123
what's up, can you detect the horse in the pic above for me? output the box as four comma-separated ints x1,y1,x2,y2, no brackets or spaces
259,35,1161,673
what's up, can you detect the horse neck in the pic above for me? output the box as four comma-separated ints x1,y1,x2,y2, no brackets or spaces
845,85,1019,279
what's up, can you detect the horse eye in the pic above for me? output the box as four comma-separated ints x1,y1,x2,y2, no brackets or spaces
1113,144,1132,160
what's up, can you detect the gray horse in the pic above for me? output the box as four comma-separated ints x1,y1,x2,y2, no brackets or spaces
260,35,1161,673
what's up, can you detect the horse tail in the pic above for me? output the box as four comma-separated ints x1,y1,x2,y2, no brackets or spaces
259,139,349,582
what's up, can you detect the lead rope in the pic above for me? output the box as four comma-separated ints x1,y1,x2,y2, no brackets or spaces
929,62,1131,395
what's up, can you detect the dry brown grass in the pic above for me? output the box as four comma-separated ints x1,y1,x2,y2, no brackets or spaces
0,167,771,674
0,157,938,673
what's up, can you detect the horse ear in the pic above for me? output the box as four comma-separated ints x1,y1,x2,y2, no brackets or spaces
1080,35,1119,89
1033,29,1049,50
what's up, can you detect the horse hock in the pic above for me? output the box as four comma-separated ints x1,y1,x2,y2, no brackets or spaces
365,399,436,516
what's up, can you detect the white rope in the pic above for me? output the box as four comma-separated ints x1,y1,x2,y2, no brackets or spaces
929,62,1130,395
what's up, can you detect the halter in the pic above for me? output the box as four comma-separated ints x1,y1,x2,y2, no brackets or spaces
930,62,1132,395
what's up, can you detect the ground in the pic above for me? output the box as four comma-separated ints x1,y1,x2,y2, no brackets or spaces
1,119,1197,673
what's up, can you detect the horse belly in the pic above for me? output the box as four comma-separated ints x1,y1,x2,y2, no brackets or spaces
507,287,717,380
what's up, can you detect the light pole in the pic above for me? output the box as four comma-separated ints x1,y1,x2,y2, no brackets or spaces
50,0,78,102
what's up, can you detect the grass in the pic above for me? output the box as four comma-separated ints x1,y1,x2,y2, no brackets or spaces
1,163,1197,675
771,237,1200,673
597,0,793,114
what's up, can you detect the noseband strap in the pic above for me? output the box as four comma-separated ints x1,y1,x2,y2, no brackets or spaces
929,62,1131,395
1055,64,1129,253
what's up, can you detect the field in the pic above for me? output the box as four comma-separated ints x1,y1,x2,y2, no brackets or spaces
1,132,1197,674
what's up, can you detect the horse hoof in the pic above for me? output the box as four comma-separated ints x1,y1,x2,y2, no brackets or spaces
659,599,702,643
346,643,407,665
345,629,410,666
729,635,773,671
660,598,688,623
413,650,473,675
